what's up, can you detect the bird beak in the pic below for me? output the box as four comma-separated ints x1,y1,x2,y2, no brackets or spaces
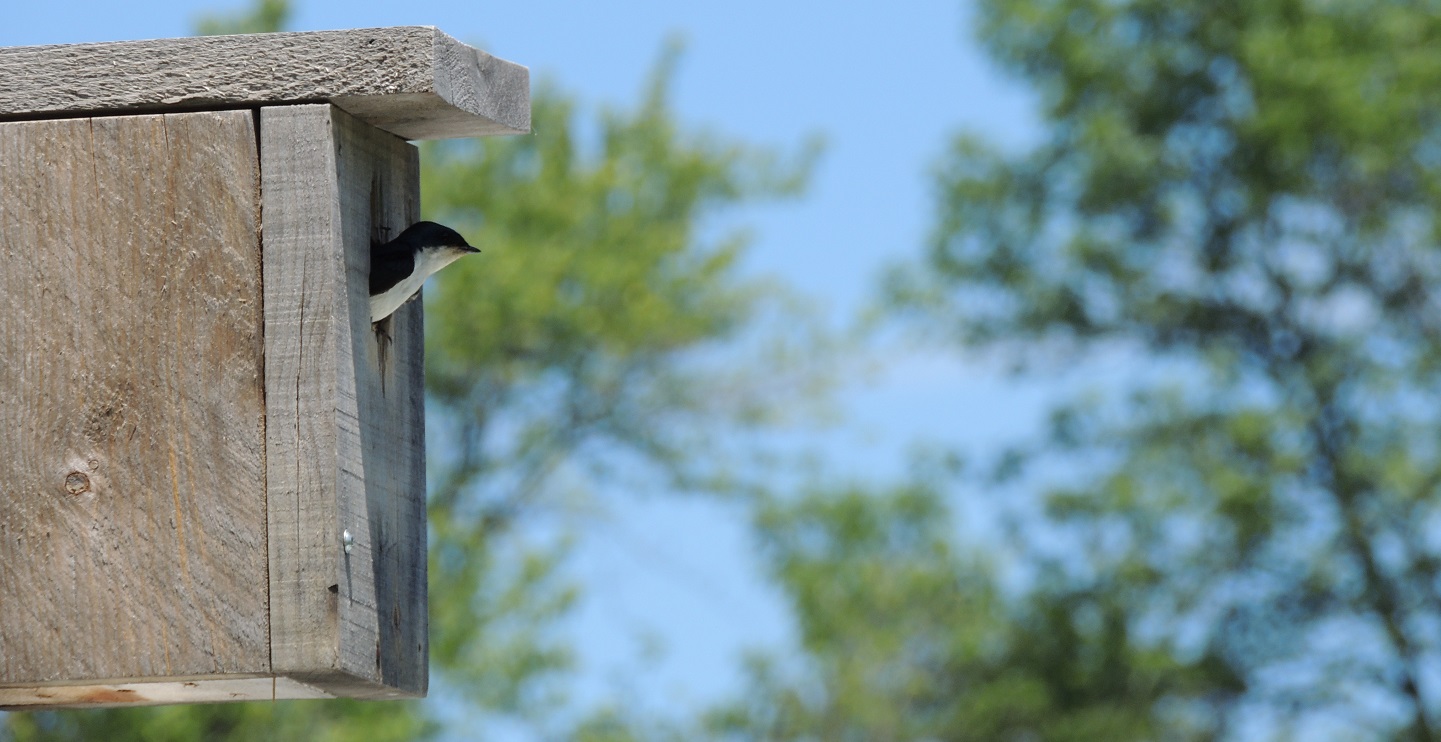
459,244,480,254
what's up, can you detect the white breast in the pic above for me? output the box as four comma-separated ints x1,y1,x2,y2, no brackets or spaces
370,249,468,321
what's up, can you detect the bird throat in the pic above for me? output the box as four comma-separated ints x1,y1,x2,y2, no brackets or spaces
369,248,466,322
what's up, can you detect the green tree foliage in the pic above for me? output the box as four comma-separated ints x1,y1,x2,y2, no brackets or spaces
881,0,1441,738
418,41,815,720
2,699,434,742
193,0,289,36
421,42,813,535
706,474,1236,741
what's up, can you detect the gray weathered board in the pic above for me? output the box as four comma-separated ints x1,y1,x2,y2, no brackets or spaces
0,102,430,707
0,26,529,140
0,110,271,696
262,104,428,699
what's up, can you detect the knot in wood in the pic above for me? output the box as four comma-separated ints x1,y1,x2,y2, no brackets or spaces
63,471,90,496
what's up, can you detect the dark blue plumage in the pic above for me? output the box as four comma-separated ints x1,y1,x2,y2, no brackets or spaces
369,221,478,321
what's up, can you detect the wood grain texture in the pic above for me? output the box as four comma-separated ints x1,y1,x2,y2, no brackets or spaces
262,103,427,698
0,27,529,141
261,104,345,689
334,107,430,698
0,112,267,686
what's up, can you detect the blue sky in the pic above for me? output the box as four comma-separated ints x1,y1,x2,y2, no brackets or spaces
3,0,1048,727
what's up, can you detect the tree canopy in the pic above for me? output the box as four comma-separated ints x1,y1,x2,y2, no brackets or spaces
417,44,814,723
680,0,1441,740
879,0,1441,738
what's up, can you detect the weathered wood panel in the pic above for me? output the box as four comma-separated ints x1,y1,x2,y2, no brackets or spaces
0,27,529,141
0,111,267,685
333,107,430,698
260,105,346,691
262,103,427,698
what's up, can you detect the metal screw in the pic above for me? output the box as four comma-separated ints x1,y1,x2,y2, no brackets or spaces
342,529,354,554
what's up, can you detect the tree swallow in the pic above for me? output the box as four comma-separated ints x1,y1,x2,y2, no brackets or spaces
370,221,479,322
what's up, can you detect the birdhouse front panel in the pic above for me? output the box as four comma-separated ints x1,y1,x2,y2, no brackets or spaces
0,111,269,688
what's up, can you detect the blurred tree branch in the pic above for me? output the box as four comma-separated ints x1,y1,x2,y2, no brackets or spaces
194,0,289,35
881,0,1441,737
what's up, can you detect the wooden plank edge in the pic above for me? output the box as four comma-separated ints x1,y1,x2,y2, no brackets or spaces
0,26,529,141
0,676,333,710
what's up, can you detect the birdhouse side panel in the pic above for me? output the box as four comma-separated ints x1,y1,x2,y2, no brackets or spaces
260,103,427,698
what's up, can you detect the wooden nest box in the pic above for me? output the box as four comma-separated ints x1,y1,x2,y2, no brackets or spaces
0,27,529,709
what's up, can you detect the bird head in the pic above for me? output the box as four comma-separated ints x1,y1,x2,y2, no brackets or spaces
401,221,479,259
